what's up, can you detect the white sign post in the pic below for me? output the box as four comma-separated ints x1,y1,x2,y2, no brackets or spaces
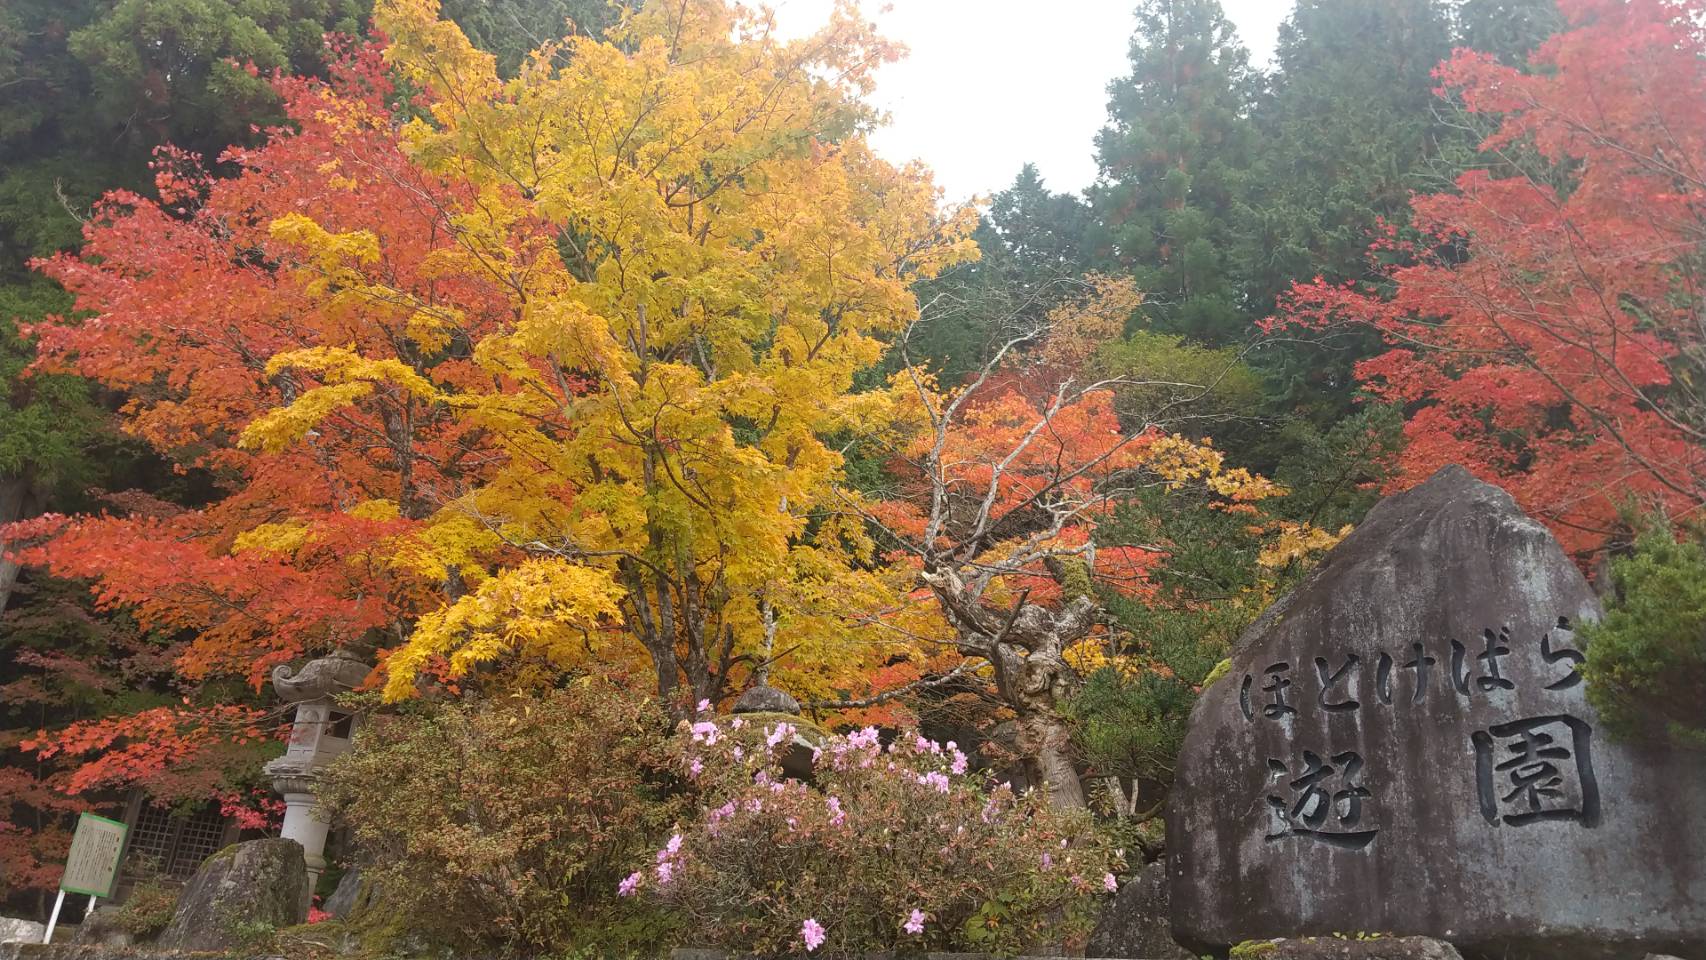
44,812,128,944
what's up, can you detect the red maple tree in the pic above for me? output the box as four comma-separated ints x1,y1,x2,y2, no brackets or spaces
848,278,1282,807
1273,0,1706,557
10,42,518,798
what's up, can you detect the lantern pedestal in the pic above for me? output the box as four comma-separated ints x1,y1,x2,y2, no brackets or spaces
263,650,368,893
272,776,332,881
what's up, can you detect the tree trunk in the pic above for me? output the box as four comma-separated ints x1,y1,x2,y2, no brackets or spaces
0,473,41,615
922,570,1094,810
1001,634,1088,810
1017,708,1086,809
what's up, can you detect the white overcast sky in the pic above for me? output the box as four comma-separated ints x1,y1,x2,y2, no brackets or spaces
768,1,1290,202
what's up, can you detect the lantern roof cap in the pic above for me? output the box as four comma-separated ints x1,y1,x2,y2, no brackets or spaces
271,648,370,703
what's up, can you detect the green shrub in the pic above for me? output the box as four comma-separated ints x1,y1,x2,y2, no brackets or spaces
1063,666,1197,793
1072,481,1292,801
641,716,1120,957
114,877,180,938
319,680,686,956
224,918,278,953
1582,521,1706,748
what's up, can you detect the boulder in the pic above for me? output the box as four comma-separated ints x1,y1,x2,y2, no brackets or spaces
68,907,130,948
732,683,801,715
154,838,308,952
0,918,44,944
321,865,372,920
1086,861,1193,959
1236,937,1464,960
1169,466,1706,959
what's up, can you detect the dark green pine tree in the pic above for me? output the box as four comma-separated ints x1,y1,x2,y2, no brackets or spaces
1454,0,1565,65
987,163,1095,308
437,0,621,76
1233,0,1454,435
1088,0,1259,346
896,164,1092,385
1241,0,1455,313
1432,1,1571,187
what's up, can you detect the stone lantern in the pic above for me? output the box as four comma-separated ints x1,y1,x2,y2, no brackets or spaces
262,648,368,889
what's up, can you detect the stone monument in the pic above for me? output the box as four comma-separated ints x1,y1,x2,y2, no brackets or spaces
263,647,368,889
1086,861,1193,959
155,838,308,951
1169,466,1706,959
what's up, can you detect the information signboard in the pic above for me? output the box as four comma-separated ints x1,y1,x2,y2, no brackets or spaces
60,812,128,898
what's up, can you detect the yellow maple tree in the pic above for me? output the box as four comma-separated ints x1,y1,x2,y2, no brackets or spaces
241,0,976,705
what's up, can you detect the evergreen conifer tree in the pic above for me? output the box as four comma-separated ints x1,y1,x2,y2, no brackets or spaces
1090,0,1258,346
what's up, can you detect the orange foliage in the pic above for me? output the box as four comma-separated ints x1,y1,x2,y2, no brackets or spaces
15,43,515,785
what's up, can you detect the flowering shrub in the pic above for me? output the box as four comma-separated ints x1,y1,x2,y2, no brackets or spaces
636,714,1121,957
319,681,686,955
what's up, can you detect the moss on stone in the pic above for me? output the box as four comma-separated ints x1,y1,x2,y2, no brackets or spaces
1201,658,1234,688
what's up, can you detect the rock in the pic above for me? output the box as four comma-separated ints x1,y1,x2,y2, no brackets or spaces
0,918,44,944
731,683,800,715
1086,861,1193,959
68,907,130,948
155,838,308,952
732,711,827,782
321,865,372,919
1169,466,1706,959
1238,937,1464,960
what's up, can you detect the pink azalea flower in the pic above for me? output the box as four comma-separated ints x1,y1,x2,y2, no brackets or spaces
801,918,826,951
1104,872,1119,893
903,909,926,935
618,872,641,897
656,861,674,885
696,698,711,714
666,833,682,855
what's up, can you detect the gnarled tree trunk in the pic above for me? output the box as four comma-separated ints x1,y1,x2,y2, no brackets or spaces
1016,706,1087,809
927,568,1096,809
